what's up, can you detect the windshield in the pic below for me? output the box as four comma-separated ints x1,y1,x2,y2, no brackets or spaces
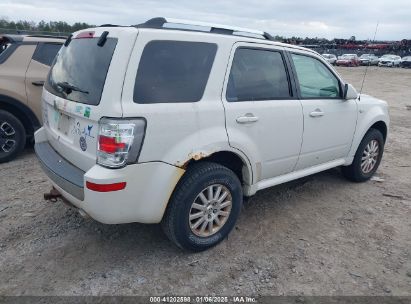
341,55,354,59
45,37,117,105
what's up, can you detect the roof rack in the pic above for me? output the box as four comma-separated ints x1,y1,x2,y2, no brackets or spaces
99,24,121,27
135,17,275,41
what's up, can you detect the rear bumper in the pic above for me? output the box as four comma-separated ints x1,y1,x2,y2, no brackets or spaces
336,61,353,66
34,127,185,224
378,62,394,66
35,142,85,201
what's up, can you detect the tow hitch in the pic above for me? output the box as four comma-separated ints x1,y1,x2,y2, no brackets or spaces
43,187,90,219
44,187,62,202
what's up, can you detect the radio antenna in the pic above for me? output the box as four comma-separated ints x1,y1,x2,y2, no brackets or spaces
359,21,379,101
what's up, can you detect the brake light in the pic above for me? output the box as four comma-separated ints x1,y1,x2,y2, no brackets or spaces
75,31,95,39
97,118,146,168
99,136,126,154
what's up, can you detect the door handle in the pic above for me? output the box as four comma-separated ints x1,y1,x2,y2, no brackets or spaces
309,109,325,117
236,114,259,124
32,81,45,87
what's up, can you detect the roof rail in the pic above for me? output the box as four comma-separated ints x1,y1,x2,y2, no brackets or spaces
27,34,67,39
135,17,275,41
99,24,121,27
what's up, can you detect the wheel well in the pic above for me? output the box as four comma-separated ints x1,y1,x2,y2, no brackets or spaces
185,151,250,186
370,121,387,143
0,100,39,139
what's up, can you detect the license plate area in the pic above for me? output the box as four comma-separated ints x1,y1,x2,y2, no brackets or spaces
57,113,72,136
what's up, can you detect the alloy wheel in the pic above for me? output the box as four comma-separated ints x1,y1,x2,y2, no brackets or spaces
0,122,17,153
189,184,233,237
361,139,380,174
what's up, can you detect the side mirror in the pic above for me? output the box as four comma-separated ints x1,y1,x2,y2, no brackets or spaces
343,83,358,100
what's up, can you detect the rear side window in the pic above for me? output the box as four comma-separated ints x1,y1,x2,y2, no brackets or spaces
134,41,217,104
227,48,291,102
32,43,61,66
291,54,340,99
45,37,117,105
0,44,18,64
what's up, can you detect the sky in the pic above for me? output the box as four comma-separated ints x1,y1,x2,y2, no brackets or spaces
0,0,410,40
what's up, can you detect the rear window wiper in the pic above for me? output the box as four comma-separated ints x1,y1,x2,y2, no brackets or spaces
57,81,89,94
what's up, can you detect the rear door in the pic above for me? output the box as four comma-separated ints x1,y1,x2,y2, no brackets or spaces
42,28,138,171
289,51,357,170
223,43,303,182
25,42,61,121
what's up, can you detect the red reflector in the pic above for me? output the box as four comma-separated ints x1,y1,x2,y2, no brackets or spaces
99,136,126,153
86,181,126,192
75,31,95,39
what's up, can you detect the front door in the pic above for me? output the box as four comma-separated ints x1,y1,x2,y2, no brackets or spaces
289,52,358,170
223,43,303,182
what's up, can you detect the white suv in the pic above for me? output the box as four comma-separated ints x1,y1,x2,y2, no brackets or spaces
35,17,389,251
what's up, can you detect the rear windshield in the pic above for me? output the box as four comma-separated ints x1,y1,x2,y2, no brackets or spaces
45,37,117,105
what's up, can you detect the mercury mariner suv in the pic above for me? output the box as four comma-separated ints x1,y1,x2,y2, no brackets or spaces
34,18,389,251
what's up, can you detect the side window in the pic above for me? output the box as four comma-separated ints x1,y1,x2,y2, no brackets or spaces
134,41,217,104
226,48,291,102
291,53,341,98
32,43,62,66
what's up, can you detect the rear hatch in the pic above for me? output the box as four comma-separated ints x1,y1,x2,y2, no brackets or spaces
42,27,138,171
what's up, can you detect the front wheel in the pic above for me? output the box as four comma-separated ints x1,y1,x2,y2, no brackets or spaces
342,128,384,182
162,162,243,251
0,110,26,163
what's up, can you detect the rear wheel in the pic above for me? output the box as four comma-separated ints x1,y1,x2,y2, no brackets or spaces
0,110,26,163
162,162,243,251
342,128,384,182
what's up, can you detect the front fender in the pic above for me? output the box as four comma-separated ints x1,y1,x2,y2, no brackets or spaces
347,101,389,163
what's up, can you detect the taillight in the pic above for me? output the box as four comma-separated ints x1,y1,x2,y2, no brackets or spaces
97,118,146,168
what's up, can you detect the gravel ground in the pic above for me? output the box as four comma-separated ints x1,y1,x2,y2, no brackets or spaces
0,66,410,296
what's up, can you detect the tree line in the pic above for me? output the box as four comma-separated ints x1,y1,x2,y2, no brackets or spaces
0,19,93,35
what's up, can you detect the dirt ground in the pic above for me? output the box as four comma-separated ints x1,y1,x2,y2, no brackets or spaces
0,66,410,297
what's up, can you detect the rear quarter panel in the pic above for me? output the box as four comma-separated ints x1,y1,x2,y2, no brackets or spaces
121,29,235,168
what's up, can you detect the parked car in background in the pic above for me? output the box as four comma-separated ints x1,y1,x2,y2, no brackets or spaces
321,54,337,65
35,18,389,251
400,56,411,68
378,55,401,67
359,54,379,66
0,34,64,163
336,54,360,67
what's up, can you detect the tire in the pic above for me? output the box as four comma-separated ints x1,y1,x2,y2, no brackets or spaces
161,161,243,251
342,128,384,182
0,110,26,163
